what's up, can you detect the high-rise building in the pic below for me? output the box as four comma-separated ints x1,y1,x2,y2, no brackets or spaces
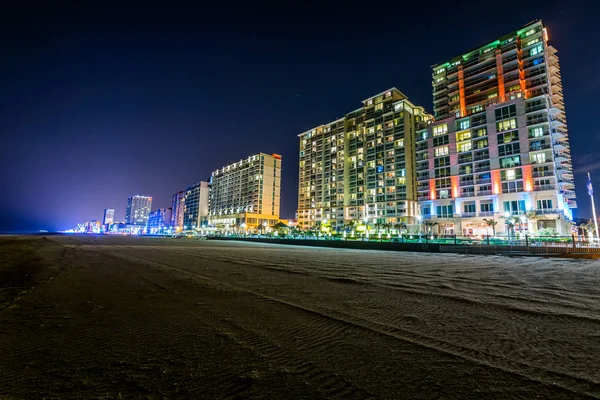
183,181,210,230
209,153,281,229
125,195,152,226
419,20,575,236
147,208,173,232
297,88,432,230
170,191,186,229
103,208,115,225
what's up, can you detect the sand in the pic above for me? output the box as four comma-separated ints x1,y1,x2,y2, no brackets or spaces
1,235,599,399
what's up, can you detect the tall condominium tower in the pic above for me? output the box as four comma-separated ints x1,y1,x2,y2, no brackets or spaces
209,153,282,229
170,191,186,229
183,181,210,229
419,20,575,236
298,88,432,230
125,195,153,226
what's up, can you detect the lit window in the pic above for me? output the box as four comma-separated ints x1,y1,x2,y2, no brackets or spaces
505,169,515,180
433,124,448,136
456,131,471,141
531,152,547,164
457,142,472,153
496,118,517,132
530,44,543,56
457,119,470,130
529,127,544,137
434,146,449,157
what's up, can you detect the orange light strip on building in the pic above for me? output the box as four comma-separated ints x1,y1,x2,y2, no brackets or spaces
516,40,528,99
522,165,533,192
451,176,460,198
491,170,501,194
458,66,467,117
429,179,436,200
495,50,505,102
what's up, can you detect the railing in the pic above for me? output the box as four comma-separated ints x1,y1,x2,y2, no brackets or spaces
527,117,548,126
478,190,493,196
534,185,556,191
525,104,547,113
530,144,551,151
213,235,600,256
532,171,554,178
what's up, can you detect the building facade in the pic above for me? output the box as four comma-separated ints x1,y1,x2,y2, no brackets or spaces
209,153,281,229
103,208,115,225
125,195,152,226
147,208,173,233
183,181,210,230
420,20,575,236
170,191,186,229
297,88,432,230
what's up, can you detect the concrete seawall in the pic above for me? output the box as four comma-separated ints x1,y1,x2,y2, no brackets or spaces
207,237,600,258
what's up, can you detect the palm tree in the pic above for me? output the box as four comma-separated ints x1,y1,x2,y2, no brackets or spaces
580,219,596,240
394,222,407,235
374,222,383,235
346,220,356,235
525,211,537,234
504,217,516,240
424,221,438,236
483,218,498,236
384,223,392,235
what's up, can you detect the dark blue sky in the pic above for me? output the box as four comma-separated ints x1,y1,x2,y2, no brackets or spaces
1,1,598,231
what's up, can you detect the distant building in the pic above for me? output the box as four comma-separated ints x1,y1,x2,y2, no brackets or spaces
209,153,282,229
103,209,115,225
125,195,153,226
170,191,186,229
147,208,173,233
183,182,210,230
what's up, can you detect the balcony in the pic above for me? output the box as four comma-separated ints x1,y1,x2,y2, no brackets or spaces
460,192,476,198
476,178,491,184
478,211,496,217
535,209,562,216
474,166,491,173
478,190,493,196
532,171,554,178
527,116,548,126
529,143,551,151
525,104,547,114
534,185,556,191
460,179,475,186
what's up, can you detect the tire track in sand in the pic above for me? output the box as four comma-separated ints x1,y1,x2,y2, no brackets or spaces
109,249,600,399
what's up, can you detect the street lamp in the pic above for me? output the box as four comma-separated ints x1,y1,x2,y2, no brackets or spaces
417,215,423,243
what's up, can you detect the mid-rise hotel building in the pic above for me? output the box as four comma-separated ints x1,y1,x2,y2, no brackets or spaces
209,153,281,229
183,181,210,229
419,20,575,235
125,195,152,226
170,190,186,229
297,89,432,230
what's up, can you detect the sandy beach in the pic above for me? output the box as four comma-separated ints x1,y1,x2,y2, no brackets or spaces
1,235,599,399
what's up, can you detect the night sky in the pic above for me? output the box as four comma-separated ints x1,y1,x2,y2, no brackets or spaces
1,1,599,232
